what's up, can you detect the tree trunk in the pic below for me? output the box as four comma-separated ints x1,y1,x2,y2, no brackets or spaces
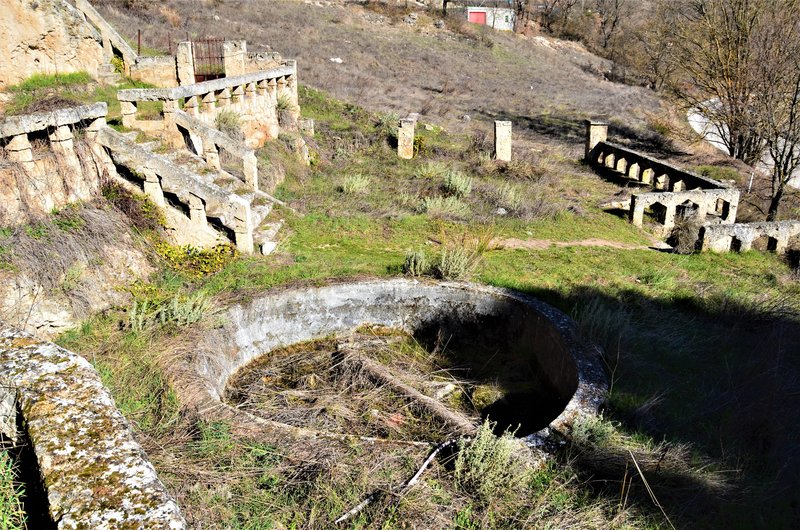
767,187,784,221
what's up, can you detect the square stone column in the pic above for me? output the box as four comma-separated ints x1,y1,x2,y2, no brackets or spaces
397,118,416,160
627,162,640,180
84,117,107,142
162,99,183,148
201,92,217,114
176,41,195,86
217,88,232,109
120,101,137,128
630,196,645,227
223,40,247,77
493,120,512,162
48,125,74,154
6,134,34,167
243,151,259,191
188,194,206,227
584,120,608,161
184,96,200,118
233,202,254,253
204,142,221,170
142,170,165,207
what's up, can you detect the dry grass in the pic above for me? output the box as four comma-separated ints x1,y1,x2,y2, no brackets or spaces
96,0,661,145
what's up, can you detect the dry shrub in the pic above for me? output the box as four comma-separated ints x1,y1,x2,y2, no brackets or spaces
159,6,182,28
668,211,702,254
101,179,164,232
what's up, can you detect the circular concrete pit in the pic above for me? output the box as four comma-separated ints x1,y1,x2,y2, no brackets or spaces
180,279,607,440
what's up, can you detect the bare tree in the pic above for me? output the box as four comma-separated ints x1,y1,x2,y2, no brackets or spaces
751,1,800,220
668,0,768,164
539,0,580,33
594,0,628,50
667,0,800,219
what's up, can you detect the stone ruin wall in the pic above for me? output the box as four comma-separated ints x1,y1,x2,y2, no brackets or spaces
584,120,800,254
0,103,111,226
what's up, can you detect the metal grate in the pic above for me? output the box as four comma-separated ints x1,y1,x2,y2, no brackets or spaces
192,39,225,82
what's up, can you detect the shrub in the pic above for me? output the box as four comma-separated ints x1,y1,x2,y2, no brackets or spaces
155,243,237,278
668,212,702,254
403,249,430,277
376,112,399,141
337,173,370,195
128,292,215,332
101,180,165,231
454,421,528,504
0,451,25,530
415,161,446,180
443,170,473,198
432,246,474,280
419,196,469,218
570,413,617,447
215,110,243,141
492,182,523,211
276,95,295,127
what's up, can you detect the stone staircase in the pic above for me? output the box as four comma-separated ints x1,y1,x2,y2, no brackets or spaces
113,131,284,255
98,63,122,86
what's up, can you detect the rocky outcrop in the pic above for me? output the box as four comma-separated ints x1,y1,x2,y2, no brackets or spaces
0,0,105,89
0,327,186,529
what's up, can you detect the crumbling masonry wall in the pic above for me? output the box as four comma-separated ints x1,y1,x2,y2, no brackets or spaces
700,221,800,253
0,103,110,226
584,120,740,236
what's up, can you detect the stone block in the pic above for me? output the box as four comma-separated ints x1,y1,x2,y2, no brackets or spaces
493,120,512,162
397,118,416,160
584,120,608,160
176,41,195,86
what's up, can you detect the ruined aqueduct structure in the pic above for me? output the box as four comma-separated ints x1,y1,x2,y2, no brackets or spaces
585,121,800,254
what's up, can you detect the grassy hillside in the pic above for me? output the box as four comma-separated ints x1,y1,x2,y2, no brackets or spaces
0,1,792,528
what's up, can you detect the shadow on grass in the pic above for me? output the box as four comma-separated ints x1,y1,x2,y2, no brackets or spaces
476,109,688,159
501,282,800,529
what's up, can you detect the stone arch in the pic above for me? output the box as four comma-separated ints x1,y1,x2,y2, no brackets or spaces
645,201,669,225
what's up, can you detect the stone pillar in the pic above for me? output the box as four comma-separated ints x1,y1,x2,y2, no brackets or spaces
655,174,667,190
84,117,107,142
142,170,165,207
627,162,640,180
671,179,684,192
223,40,247,77
243,151,259,191
162,99,182,148
120,101,137,128
48,125,74,153
201,92,217,115
233,202,254,253
184,96,200,118
6,134,33,167
397,118,416,160
257,80,269,98
630,196,645,227
176,42,195,86
217,88,231,109
641,168,653,185
616,158,627,174
285,59,299,107
299,119,315,136
604,153,616,168
267,78,278,106
584,120,608,161
493,120,512,162
231,85,245,110
662,204,677,231
774,236,789,254
245,83,257,111
188,194,206,227
204,142,221,170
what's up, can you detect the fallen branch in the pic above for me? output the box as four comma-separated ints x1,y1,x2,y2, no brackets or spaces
338,338,476,436
334,438,461,525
